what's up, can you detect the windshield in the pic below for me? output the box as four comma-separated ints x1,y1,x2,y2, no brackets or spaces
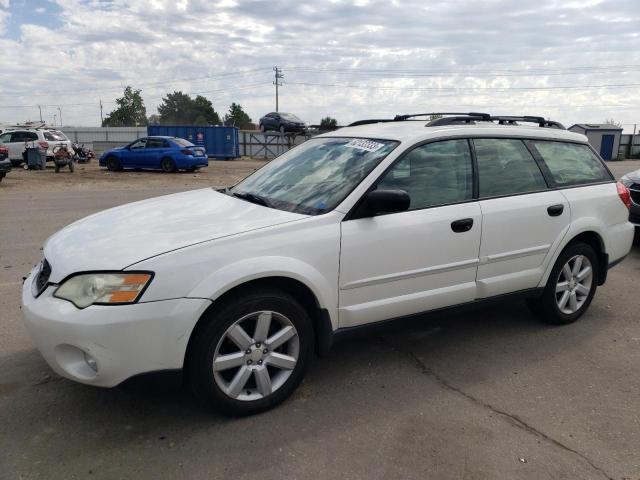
231,137,398,215
280,113,302,122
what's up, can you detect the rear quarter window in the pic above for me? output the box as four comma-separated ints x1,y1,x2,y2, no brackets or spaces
531,141,611,186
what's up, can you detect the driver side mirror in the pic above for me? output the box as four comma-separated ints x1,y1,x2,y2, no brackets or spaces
358,189,410,218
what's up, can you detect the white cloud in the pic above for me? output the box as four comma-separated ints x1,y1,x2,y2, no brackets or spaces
0,0,638,129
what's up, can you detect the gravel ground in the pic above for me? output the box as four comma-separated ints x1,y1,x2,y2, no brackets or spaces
0,158,639,480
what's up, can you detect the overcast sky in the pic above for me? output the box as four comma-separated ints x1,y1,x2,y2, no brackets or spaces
0,0,639,130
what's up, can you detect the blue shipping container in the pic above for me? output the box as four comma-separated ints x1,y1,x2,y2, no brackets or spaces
147,125,239,159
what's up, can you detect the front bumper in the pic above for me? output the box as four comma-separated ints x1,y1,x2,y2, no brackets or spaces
21,271,210,387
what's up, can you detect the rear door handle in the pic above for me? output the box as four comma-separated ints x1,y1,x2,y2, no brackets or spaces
451,218,474,233
547,204,564,217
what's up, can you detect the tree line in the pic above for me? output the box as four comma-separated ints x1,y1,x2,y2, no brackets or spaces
102,86,252,128
102,85,340,130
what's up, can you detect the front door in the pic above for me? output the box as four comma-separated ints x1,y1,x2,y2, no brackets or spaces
339,139,481,328
599,134,615,161
472,138,571,298
126,138,148,167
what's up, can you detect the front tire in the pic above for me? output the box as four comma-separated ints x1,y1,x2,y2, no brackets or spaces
527,242,598,325
105,156,121,171
186,288,312,416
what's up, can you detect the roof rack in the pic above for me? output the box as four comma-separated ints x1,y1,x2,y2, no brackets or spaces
348,112,565,129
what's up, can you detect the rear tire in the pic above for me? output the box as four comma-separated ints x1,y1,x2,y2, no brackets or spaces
160,157,176,173
259,124,266,132
527,242,598,325
106,156,121,171
186,288,313,416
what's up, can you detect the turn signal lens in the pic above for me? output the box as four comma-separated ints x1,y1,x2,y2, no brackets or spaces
617,181,631,210
54,272,152,309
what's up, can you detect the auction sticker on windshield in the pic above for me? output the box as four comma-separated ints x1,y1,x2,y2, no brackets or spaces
345,138,386,152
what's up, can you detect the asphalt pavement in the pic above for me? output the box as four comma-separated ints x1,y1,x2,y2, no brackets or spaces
1,162,640,480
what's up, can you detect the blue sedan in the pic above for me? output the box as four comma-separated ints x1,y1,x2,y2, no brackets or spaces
99,136,208,172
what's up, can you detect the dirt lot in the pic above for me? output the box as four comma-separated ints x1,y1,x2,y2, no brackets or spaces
0,157,267,192
1,159,640,479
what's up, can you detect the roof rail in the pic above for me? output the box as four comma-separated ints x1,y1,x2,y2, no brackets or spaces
426,114,565,129
348,119,397,127
393,112,491,121
348,112,565,130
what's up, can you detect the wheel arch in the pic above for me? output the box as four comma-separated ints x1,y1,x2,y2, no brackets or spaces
184,275,335,370
540,227,608,288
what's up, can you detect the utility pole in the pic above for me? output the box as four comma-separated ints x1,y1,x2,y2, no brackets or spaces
57,107,63,127
38,105,43,123
273,66,283,112
99,100,104,125
53,114,57,126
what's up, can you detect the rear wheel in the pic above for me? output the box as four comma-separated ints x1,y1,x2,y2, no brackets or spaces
186,288,312,416
105,156,121,171
527,242,598,325
160,157,176,173
259,123,266,132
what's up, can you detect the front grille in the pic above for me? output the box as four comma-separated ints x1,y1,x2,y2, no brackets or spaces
629,186,640,206
34,259,51,296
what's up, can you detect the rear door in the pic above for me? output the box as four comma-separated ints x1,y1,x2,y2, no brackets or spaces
339,139,481,328
474,138,570,298
7,131,29,160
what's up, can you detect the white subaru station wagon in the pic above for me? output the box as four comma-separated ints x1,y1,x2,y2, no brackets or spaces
22,113,634,415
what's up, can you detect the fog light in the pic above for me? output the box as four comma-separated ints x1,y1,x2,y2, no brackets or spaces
83,352,98,373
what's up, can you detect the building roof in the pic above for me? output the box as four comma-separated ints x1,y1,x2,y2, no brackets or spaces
569,124,623,131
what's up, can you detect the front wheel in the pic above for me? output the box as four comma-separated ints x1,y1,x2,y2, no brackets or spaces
105,156,121,171
186,288,312,416
527,242,598,325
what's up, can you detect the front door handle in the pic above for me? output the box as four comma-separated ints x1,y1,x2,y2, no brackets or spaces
451,218,474,233
547,204,564,217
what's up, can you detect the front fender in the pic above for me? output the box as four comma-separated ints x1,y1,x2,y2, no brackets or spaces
188,255,338,329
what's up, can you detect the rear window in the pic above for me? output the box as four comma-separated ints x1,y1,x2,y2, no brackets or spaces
531,141,611,186
172,138,194,147
44,130,68,141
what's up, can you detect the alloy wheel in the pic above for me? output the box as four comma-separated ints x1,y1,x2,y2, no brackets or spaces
555,254,593,314
212,311,299,401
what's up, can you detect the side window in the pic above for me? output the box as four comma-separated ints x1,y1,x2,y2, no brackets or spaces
26,132,38,141
145,138,164,148
10,132,26,142
44,132,55,141
530,141,611,186
377,139,473,210
0,132,11,143
474,138,547,198
130,138,147,150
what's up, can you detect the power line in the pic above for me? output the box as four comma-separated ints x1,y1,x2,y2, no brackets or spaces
284,81,640,92
0,67,273,98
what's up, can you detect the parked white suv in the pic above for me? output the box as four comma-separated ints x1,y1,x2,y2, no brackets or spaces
0,126,72,165
21,113,634,415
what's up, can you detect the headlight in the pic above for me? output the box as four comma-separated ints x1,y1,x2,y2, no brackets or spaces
619,176,633,188
54,272,153,308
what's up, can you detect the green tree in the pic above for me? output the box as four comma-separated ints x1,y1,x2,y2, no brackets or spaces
320,116,338,130
157,91,220,125
224,103,252,128
102,86,147,127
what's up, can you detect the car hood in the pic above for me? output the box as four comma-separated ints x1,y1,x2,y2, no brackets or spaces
623,169,640,183
43,188,307,282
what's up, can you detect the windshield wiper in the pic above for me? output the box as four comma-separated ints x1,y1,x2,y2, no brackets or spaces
232,191,273,208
